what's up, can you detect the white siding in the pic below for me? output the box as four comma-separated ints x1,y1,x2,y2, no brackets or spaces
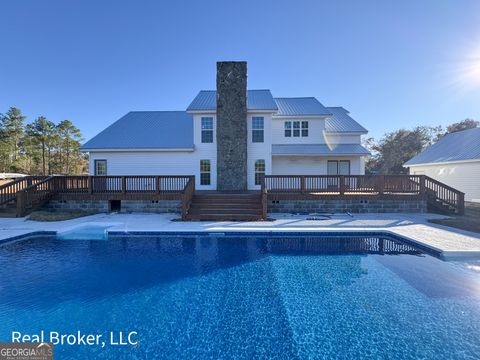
323,134,361,144
89,113,218,190
272,156,363,175
409,161,480,202
271,117,326,144
271,117,362,146
88,114,367,189
247,113,272,189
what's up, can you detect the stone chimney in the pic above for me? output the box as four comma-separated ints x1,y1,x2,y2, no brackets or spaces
216,61,248,191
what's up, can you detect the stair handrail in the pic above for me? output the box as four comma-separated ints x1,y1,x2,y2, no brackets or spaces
16,176,57,217
0,176,47,205
181,176,195,220
424,175,465,215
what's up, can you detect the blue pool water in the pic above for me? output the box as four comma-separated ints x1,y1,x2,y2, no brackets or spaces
1,234,480,359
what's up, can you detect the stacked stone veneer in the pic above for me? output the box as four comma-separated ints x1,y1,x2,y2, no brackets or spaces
268,199,427,213
216,61,248,191
46,200,181,213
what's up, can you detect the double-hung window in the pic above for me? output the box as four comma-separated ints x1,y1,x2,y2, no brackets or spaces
284,121,292,137
301,121,309,137
285,121,309,137
94,160,107,176
255,159,265,186
292,121,301,137
200,160,211,185
252,117,264,143
201,117,214,143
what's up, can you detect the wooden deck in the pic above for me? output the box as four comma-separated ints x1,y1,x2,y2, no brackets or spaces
0,174,465,220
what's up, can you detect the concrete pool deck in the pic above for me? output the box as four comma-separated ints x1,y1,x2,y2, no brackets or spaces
1,212,480,260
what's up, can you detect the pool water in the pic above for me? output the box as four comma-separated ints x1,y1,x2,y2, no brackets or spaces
1,235,480,359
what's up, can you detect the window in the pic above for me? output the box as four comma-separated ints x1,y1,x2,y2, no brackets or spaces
293,121,300,137
201,117,214,143
301,121,309,137
339,160,350,175
200,160,211,185
255,159,265,186
284,121,292,137
94,160,107,176
327,160,350,175
285,121,308,137
252,117,264,143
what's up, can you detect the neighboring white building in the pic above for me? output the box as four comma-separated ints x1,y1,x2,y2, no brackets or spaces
405,127,480,202
82,62,369,191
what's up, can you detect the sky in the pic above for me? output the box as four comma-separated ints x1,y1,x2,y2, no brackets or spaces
1,0,479,141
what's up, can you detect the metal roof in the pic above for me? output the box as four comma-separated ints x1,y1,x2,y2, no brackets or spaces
325,107,368,133
187,90,278,111
81,111,194,150
405,127,480,166
273,97,332,116
271,144,370,156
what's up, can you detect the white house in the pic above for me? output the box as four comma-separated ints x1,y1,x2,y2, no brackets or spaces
405,127,480,202
82,62,369,191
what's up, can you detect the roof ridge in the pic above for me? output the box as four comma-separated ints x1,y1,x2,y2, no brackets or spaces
128,110,186,113
274,97,317,100
197,89,272,92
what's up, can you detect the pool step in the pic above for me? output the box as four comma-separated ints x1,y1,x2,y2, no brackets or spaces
185,192,263,221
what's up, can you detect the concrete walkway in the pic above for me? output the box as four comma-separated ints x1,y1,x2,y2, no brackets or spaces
1,212,480,260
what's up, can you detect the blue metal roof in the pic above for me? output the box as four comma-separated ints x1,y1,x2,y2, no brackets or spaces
187,90,278,111
273,97,332,116
405,127,480,166
81,111,194,150
325,107,368,133
271,144,370,156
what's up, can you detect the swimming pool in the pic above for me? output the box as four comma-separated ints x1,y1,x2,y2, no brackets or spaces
1,233,479,359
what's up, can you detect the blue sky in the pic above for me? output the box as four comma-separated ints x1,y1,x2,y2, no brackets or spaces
1,0,479,141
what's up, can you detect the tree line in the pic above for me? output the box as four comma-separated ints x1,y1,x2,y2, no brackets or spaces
0,107,88,175
364,119,479,174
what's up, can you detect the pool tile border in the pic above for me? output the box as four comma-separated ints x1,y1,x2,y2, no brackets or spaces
1,228,474,260
107,230,443,258
0,231,56,245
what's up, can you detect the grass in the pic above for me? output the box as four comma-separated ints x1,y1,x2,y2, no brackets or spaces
28,210,98,222
428,202,480,233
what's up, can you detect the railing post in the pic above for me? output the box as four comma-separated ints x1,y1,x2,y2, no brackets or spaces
262,188,268,220
339,176,345,195
121,176,126,194
458,193,465,215
378,175,385,195
156,176,160,195
190,176,195,193
419,175,426,196
300,176,306,194
16,191,25,217
88,176,93,194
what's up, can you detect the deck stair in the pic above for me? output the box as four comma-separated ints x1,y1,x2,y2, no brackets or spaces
185,192,263,221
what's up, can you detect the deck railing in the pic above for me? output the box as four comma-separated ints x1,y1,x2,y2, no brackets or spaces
262,175,464,215
0,176,47,205
424,176,465,215
263,175,424,195
13,175,195,217
16,176,56,216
